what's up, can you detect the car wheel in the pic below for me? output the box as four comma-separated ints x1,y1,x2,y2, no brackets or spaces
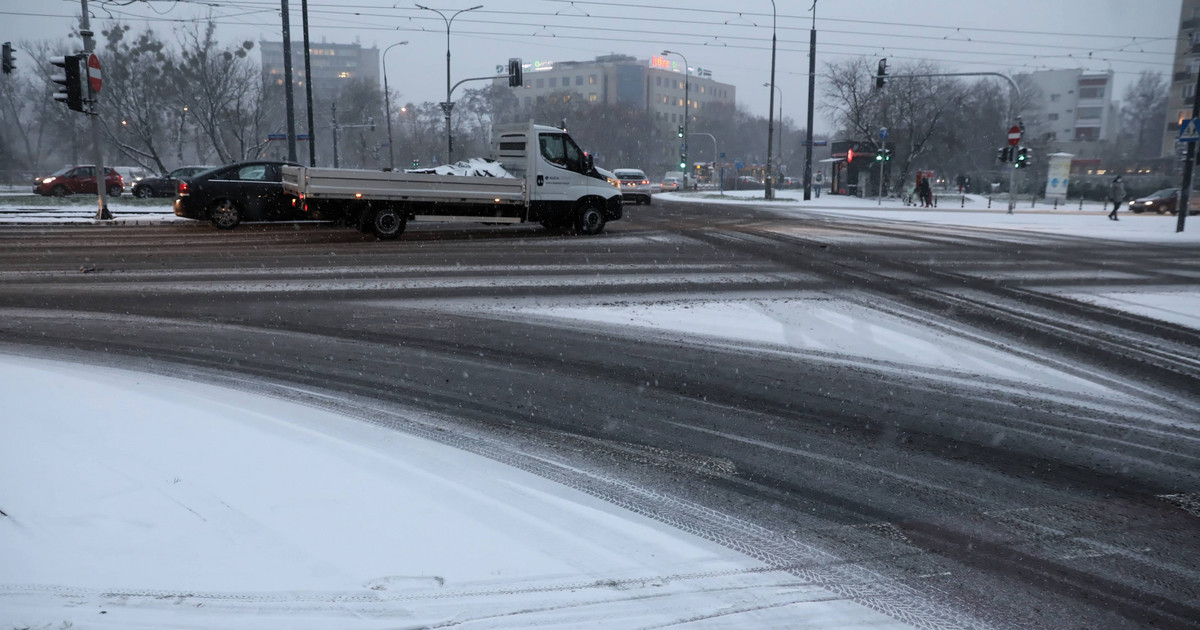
574,201,606,235
134,186,154,198
51,185,70,197
209,199,242,230
107,185,122,197
643,194,652,206
371,205,406,240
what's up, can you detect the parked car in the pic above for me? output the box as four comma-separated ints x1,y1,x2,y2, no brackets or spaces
781,177,802,188
133,165,216,198
612,168,654,205
113,166,152,188
173,161,302,229
33,165,124,197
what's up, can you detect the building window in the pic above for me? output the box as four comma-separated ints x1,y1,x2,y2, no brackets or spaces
588,94,597,102
536,78,544,88
1049,94,1060,102
1047,113,1059,121
549,77,557,88
588,75,596,84
524,96,531,106
1078,87,1103,99
576,75,583,86
1186,84,1197,98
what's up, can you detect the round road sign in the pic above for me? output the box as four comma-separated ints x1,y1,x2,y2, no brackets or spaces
87,53,101,94
1007,125,1022,146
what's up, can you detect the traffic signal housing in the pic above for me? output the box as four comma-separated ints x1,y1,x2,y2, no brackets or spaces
50,54,85,112
875,58,888,89
679,153,686,169
1015,147,1030,169
997,146,1011,163
2,42,14,75
677,124,684,138
507,57,523,87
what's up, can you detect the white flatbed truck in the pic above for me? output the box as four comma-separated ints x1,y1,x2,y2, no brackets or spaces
281,122,623,240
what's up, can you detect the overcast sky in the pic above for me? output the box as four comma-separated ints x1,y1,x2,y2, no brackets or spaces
10,0,1183,133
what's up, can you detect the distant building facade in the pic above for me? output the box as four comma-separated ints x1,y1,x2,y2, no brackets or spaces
498,54,736,133
1017,68,1119,157
1165,0,1200,159
260,40,380,104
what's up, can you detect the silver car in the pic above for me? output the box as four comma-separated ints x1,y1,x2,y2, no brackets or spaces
613,168,654,205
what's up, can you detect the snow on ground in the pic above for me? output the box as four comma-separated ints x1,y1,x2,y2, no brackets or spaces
1055,290,1200,331
0,354,909,629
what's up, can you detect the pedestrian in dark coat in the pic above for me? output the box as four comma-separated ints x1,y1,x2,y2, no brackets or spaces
1108,176,1125,220
918,177,932,208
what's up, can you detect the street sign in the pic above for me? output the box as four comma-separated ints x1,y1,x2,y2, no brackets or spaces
1007,125,1022,146
879,127,888,140
267,133,287,141
1179,118,1200,142
86,53,101,94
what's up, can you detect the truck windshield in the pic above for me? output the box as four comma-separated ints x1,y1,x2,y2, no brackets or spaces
539,134,584,173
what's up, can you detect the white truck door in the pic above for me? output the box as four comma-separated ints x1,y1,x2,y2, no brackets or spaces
533,131,610,202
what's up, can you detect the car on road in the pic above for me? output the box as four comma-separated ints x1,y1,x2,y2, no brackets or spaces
612,168,654,205
660,175,682,191
33,165,124,197
1128,188,1178,215
173,160,302,229
132,166,216,198
113,166,152,188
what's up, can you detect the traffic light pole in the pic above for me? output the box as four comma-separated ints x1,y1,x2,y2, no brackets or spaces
77,0,110,220
1177,68,1200,233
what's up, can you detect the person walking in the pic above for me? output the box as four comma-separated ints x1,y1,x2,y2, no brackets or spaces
917,176,932,208
1108,175,1125,221
813,171,823,198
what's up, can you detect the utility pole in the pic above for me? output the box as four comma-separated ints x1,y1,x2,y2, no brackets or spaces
331,102,339,168
803,0,817,201
301,0,316,166
77,0,110,220
1177,67,1200,232
280,0,297,163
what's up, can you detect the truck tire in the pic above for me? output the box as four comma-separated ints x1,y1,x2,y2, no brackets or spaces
371,205,406,240
574,201,606,235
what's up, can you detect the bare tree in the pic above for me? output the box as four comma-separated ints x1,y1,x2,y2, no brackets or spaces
94,23,178,173
170,21,269,164
1121,71,1168,159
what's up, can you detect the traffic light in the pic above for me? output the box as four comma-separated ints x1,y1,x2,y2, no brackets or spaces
1015,147,1030,169
677,124,684,138
875,58,888,89
411,158,420,168
2,42,14,75
875,151,883,162
50,54,85,112
882,149,891,161
507,57,523,87
679,153,686,169
997,146,1011,163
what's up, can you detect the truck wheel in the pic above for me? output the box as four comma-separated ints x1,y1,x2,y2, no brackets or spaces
372,206,406,240
210,199,242,230
574,202,606,235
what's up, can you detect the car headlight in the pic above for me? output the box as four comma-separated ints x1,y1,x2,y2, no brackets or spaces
42,177,56,184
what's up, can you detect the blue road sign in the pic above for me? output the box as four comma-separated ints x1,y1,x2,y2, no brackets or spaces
1180,119,1200,142
879,127,889,140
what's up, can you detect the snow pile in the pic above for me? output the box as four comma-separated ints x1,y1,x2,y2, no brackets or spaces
405,157,513,178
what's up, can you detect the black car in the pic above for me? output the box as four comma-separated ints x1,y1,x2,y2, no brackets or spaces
173,161,301,229
132,165,215,198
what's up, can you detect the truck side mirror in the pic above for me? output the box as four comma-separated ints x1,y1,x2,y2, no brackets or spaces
586,153,594,172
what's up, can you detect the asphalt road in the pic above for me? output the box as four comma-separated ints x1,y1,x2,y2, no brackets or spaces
2,199,1198,629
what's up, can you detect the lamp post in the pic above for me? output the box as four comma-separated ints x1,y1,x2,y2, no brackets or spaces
764,0,777,200
417,3,482,165
381,40,409,170
763,82,782,182
662,49,689,181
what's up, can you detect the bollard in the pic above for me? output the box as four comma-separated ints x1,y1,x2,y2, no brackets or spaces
1079,196,1083,211
961,194,965,208
1054,197,1058,210
987,195,992,209
1031,195,1035,208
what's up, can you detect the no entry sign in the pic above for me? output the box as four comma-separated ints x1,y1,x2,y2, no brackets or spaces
87,53,101,94
1007,125,1022,146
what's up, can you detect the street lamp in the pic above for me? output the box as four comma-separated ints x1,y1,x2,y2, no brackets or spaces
381,40,409,170
417,3,482,165
661,50,689,179
763,82,782,183
765,0,777,200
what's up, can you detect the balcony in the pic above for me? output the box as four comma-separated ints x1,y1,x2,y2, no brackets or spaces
1176,71,1193,83
1184,18,1200,30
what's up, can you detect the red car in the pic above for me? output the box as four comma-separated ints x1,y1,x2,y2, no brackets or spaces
33,165,124,197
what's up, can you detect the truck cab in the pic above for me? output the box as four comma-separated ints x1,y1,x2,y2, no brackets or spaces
493,123,622,231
